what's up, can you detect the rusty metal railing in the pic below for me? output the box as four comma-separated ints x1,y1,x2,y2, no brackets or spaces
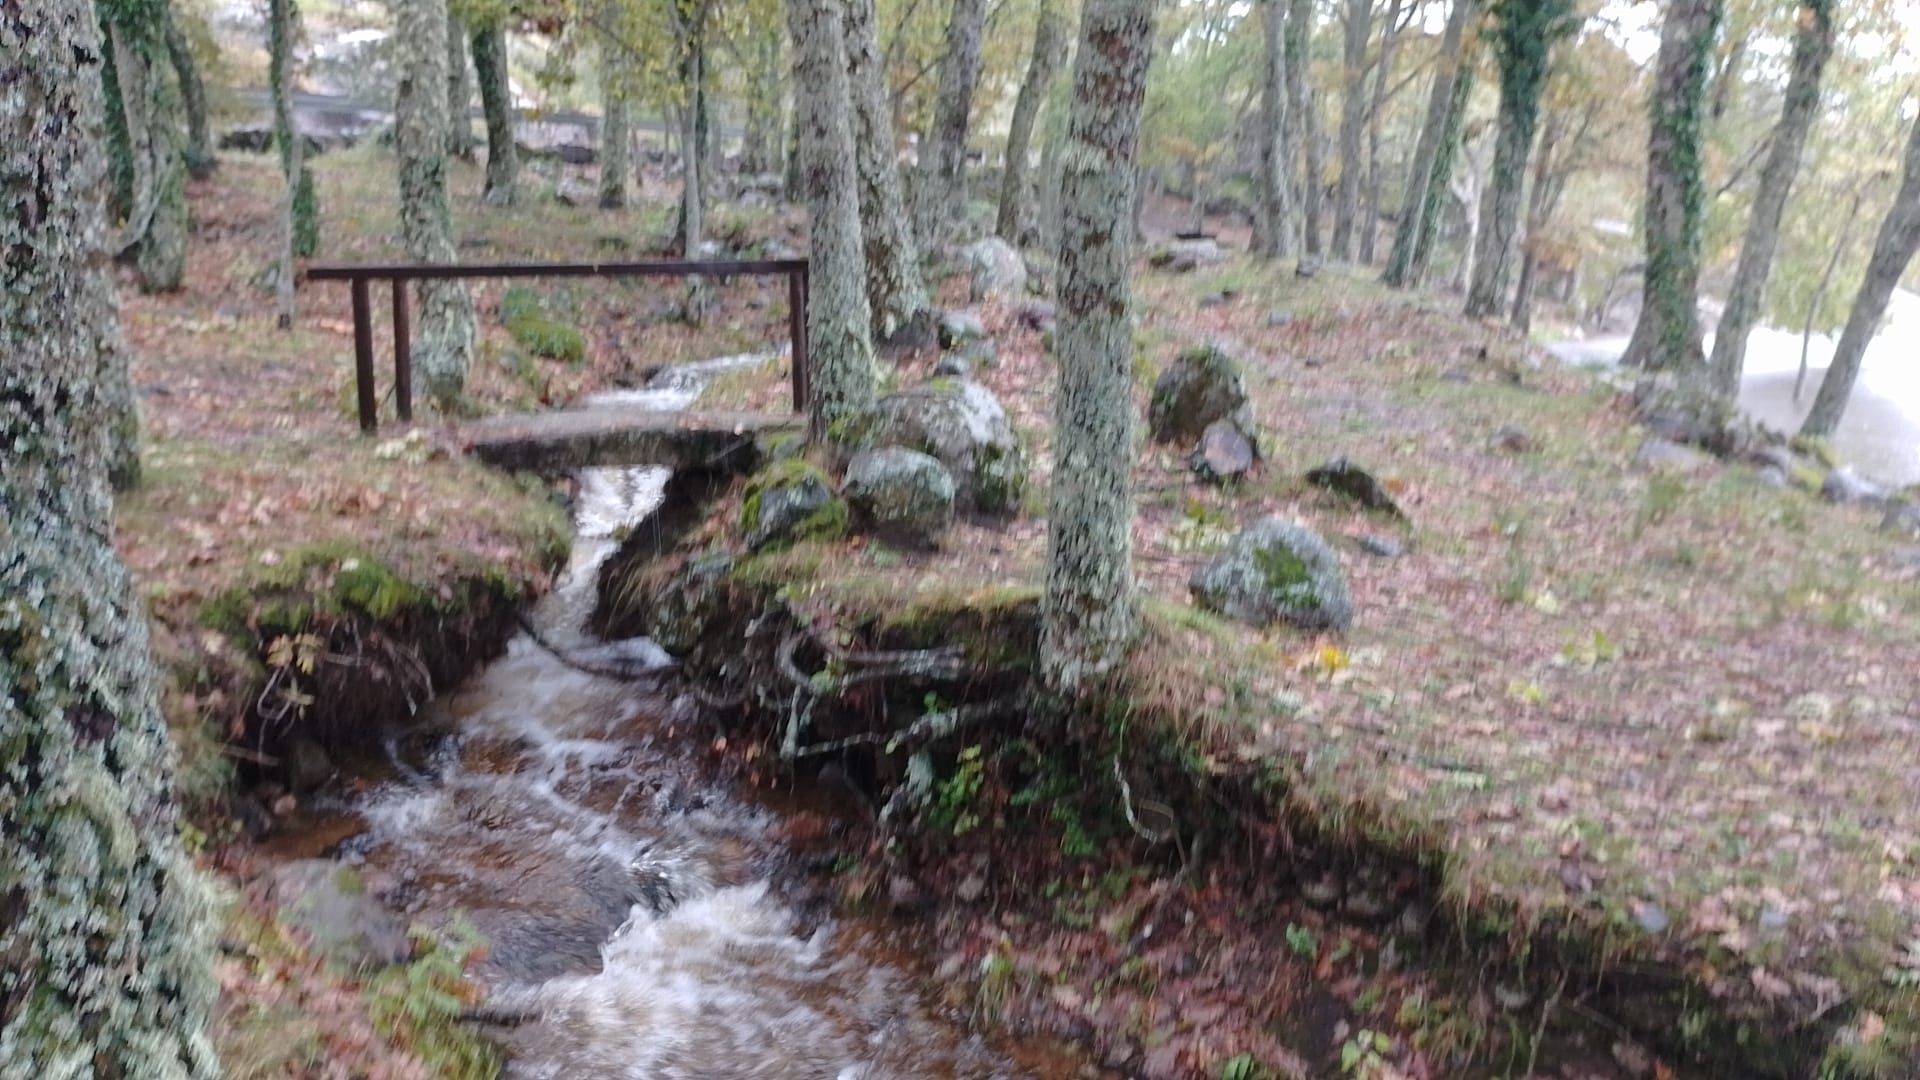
305,258,810,434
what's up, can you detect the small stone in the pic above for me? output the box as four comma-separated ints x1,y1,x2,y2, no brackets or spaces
1197,290,1237,309
1302,355,1326,369
743,464,843,552
1883,500,1920,537
1756,465,1790,488
1343,891,1390,919
959,337,998,368
1634,436,1714,474
956,873,987,903
1306,458,1406,518
1821,466,1885,505
1294,256,1321,279
1493,983,1531,1012
1266,311,1293,328
932,354,971,379
936,309,988,349
1633,901,1670,934
1491,425,1535,454
1353,533,1404,559
1395,902,1431,937
271,793,298,817
1759,907,1789,933
887,874,932,913
1190,418,1256,484
285,736,333,794
1438,367,1471,383
1301,877,1341,906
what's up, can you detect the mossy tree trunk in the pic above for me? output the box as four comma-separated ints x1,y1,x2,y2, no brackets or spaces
599,53,630,209
1042,0,1158,697
789,0,876,432
1286,0,1321,257
1620,0,1722,373
102,0,189,293
844,0,932,349
1331,0,1370,261
164,11,216,178
916,0,988,246
1801,114,1920,438
1252,0,1296,260
1463,0,1575,318
1385,0,1474,287
1,0,219,1067
1706,0,1833,398
998,6,1070,248
269,0,319,259
446,13,474,159
395,0,477,408
471,18,517,206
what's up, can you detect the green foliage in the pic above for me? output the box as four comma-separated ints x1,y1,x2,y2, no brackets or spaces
364,920,500,1078
929,744,986,835
1284,921,1318,959
1218,1052,1278,1080
1338,1029,1393,1077
498,287,587,364
293,167,320,258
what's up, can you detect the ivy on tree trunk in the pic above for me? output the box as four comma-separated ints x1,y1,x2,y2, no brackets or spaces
2,0,219,1068
1042,0,1159,697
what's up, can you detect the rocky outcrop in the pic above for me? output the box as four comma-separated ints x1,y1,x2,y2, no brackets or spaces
843,448,956,547
965,237,1028,301
1190,517,1352,631
1146,238,1227,273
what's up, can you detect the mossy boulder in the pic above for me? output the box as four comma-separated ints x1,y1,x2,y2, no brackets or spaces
843,448,955,548
740,460,847,551
853,382,1027,515
647,552,737,656
1149,343,1254,447
1190,517,1352,631
500,286,587,364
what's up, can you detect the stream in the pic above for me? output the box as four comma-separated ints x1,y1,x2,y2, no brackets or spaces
293,355,1053,1078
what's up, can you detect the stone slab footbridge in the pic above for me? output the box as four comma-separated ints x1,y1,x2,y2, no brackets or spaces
306,258,810,475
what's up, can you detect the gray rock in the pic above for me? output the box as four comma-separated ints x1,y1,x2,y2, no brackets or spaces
1198,290,1238,309
553,178,596,206
1634,436,1714,474
1266,311,1294,328
1821,466,1885,505
1147,238,1226,273
1491,425,1535,454
959,337,998,369
1306,458,1406,518
1148,343,1253,446
284,736,333,794
932,354,971,379
1353,533,1405,559
1883,500,1920,537
844,448,956,547
1190,516,1352,631
936,309,988,349
743,465,843,551
1756,465,1790,488
964,237,1027,301
1630,373,1765,457
267,860,412,971
1295,256,1322,279
1633,902,1670,935
647,553,736,656
1190,418,1256,483
855,382,1027,515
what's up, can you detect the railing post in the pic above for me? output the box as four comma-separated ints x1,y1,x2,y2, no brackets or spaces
788,265,809,417
391,278,412,424
350,276,377,434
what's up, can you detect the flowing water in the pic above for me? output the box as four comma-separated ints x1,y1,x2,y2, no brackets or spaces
301,355,1050,1078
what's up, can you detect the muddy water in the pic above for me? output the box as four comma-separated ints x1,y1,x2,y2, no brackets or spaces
310,356,1049,1078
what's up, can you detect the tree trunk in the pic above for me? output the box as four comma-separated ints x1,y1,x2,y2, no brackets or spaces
1283,0,1319,258
1253,0,1296,259
741,23,784,176
1510,109,1571,332
1042,0,1158,697
1036,75,1072,250
472,19,518,207
1331,0,1370,260
1385,0,1474,287
164,12,216,178
1,0,219,1067
917,0,990,245
599,57,630,209
1801,116,1920,438
846,0,934,348
101,39,135,219
783,91,803,200
1359,0,1404,264
1706,0,1833,397
790,0,877,431
674,10,712,322
1620,0,1723,372
269,0,319,259
1463,0,1572,318
447,14,474,159
396,0,476,408
1796,187,1863,402
106,19,188,293
1411,40,1476,286
998,6,1070,246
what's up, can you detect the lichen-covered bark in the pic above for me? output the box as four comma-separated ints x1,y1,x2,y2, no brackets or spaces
395,0,476,407
675,21,712,323
598,58,630,210
842,0,932,347
1385,0,1474,287
1285,0,1321,257
1463,0,1572,318
790,0,876,431
1331,0,1370,261
1801,114,1920,438
1620,0,1722,372
1252,0,1295,259
1041,0,1157,697
269,0,318,258
100,35,135,218
916,0,988,245
1,1,219,1070
104,8,188,293
471,19,517,207
998,6,1069,247
1707,0,1832,397
446,13,473,159
1410,43,1475,285
164,12,215,178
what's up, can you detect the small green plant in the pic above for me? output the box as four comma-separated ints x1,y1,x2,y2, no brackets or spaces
1634,472,1687,539
1218,1052,1277,1080
1284,922,1317,959
364,919,500,1078
929,745,986,835
499,286,586,364
1339,1029,1393,1077
1496,518,1532,605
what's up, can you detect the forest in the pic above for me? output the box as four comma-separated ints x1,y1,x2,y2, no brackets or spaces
4,0,1920,1076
